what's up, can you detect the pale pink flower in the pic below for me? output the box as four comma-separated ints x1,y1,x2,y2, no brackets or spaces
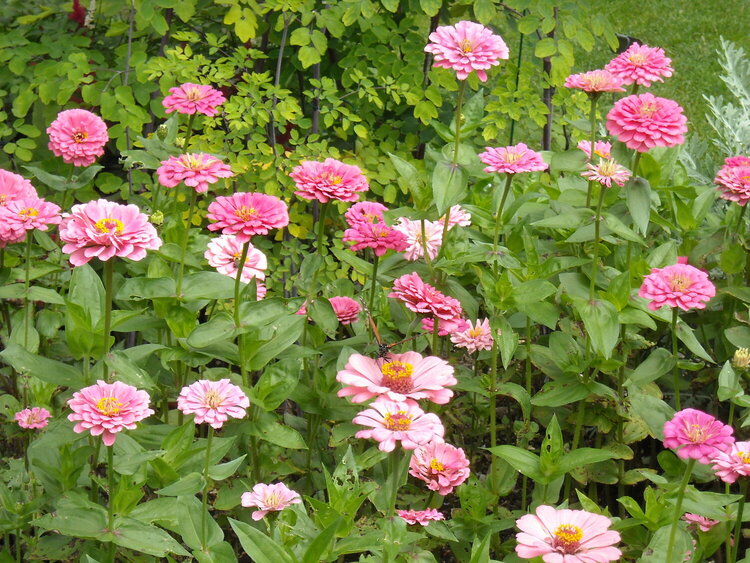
710,441,750,483
577,140,612,160
163,83,226,117
515,505,622,563
663,408,735,464
342,221,408,256
0,169,37,206
256,280,267,300
345,201,388,226
59,199,162,266
393,217,443,261
606,93,687,152
715,163,750,206
206,192,289,242
156,153,233,193
439,204,472,229
397,509,445,526
683,513,720,532
353,398,445,452
638,256,716,311
290,158,369,203
421,316,470,336
47,109,109,167
564,69,625,93
479,143,548,175
581,159,632,188
336,351,456,404
605,42,674,87
409,440,470,495
241,483,302,521
0,196,61,242
177,379,249,429
205,234,267,284
424,21,509,82
67,380,154,446
389,272,464,322
450,318,494,353
15,407,51,429
329,296,361,325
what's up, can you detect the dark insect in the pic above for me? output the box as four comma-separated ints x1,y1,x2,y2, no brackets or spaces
366,310,417,359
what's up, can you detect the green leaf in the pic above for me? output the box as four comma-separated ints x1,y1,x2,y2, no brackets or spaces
626,176,651,235
250,418,307,449
534,38,557,58
419,0,441,15
34,501,108,539
308,299,338,338
302,517,342,563
473,0,495,24
573,297,619,359
0,343,83,387
676,319,714,363
531,379,589,407
496,382,530,421
718,361,743,401
157,472,205,496
298,46,321,68
488,445,546,483
181,272,237,300
626,348,675,386
187,312,237,349
209,455,246,480
116,277,176,300
104,350,156,389
114,517,190,557
229,518,295,563
250,359,301,411
177,495,224,550
245,315,306,370
389,153,430,211
432,161,467,215
555,448,618,477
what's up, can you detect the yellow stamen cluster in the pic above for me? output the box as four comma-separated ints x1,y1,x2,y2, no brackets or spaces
459,39,473,53
96,396,123,416
19,207,39,217
72,131,89,143
94,217,125,234
687,423,708,443
737,451,750,465
204,389,223,409
234,206,257,221
553,524,583,551
384,410,412,431
628,53,647,65
733,347,750,369
669,274,691,293
381,361,413,380
429,458,445,472
185,87,204,102
639,102,659,117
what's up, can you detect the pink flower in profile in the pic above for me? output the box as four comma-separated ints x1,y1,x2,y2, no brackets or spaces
421,316,470,336
663,408,735,464
59,199,162,266
206,192,289,242
409,440,471,495
450,318,494,353
638,257,716,311
390,272,464,322
606,93,687,152
67,380,154,446
581,159,632,188
336,351,457,404
397,509,445,526
564,70,625,93
177,379,250,429
605,42,674,87
156,153,233,193
47,109,109,167
479,144,548,175
290,158,369,203
682,513,720,533
726,156,750,167
241,483,301,521
15,407,52,429
577,140,612,160
710,441,750,483
342,221,408,256
345,201,388,226
393,217,443,261
424,21,509,82
353,399,444,452
0,169,37,206
515,505,622,563
0,196,61,242
205,234,267,284
715,163,750,206
439,204,472,229
163,83,226,117
329,296,361,325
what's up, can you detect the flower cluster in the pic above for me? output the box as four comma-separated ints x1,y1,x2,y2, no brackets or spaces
605,42,674,87
663,408,734,464
177,379,249,429
389,272,466,336
15,407,52,429
207,192,289,242
564,69,625,94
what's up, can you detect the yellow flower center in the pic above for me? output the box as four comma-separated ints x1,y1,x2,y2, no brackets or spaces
72,131,89,143
0,194,6,204
468,327,484,338
741,175,750,182
669,274,691,293
594,148,609,158
504,150,523,164
628,53,647,65
323,173,342,185
96,396,123,416
181,154,208,170
234,206,257,221
204,389,223,409
459,39,473,53
185,87,204,102
429,458,445,472
584,75,604,89
19,207,39,217
266,492,281,508
686,423,708,442
381,361,414,394
597,159,620,177
639,102,659,118
553,524,583,552
738,451,750,464
384,410,412,431
94,217,124,234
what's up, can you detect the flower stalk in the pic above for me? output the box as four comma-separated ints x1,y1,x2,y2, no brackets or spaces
201,427,215,552
492,173,514,275
665,458,696,563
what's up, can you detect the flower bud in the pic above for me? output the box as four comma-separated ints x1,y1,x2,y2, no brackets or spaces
149,210,164,226
733,348,750,370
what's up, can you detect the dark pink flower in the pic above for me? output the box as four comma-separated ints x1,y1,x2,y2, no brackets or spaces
389,272,464,322
241,483,301,520
710,441,750,483
605,42,674,87
290,158,369,203
15,407,51,429
564,70,625,93
638,257,716,311
725,156,750,167
715,163,750,206
329,296,361,325
663,408,735,464
479,143,548,174
177,379,249,429
606,93,687,152
0,169,37,206
206,192,289,242
47,109,109,167
0,195,61,243
353,398,445,452
157,153,233,193
163,83,226,117
397,509,444,526
409,440,470,495
421,316,470,337
345,201,388,226
342,221,408,256
683,513,720,533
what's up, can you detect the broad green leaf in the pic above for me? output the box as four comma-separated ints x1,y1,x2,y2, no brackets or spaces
302,517,342,563
229,518,295,563
432,160,467,215
177,495,223,550
114,517,190,557
531,379,589,407
626,176,651,235
187,313,237,348
0,343,83,387
157,472,205,496
626,348,674,387
496,382,530,421
250,359,301,411
718,361,743,401
208,455,246,480
573,297,619,359
488,445,546,483
250,418,307,449
676,319,714,363
389,153,430,210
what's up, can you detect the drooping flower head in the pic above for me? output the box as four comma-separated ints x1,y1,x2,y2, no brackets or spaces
353,398,445,452
389,272,464,322
439,204,472,229
162,83,227,117
424,21,509,82
710,441,750,483
479,144,548,175
605,42,674,87
409,440,471,495
564,69,625,94
393,217,443,261
205,234,267,284
177,379,250,429
606,93,687,152
67,380,154,446
714,162,750,206
450,318,494,353
515,505,622,563
47,109,109,167
682,513,720,533
342,221,408,256
329,296,361,325
59,199,162,266
0,169,37,206
290,158,369,203
397,509,445,526
581,159,632,188
241,483,302,521
15,407,52,429
206,192,289,242
0,195,61,243
663,408,735,464
577,140,612,161
156,153,233,193
345,201,388,226
638,256,716,311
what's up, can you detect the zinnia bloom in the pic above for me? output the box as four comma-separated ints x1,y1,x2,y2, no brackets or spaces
605,42,674,87
67,380,154,446
0,195,61,242
389,272,464,322
710,441,750,483
581,159,632,188
47,109,109,167
393,217,443,261
409,440,471,495
663,408,735,464
397,509,445,526
0,169,37,206
15,407,52,429
424,21,509,82
606,93,687,152
450,318,494,353
638,256,716,311
421,316,470,336
342,221,408,256
479,144,548,175
205,234,267,284
156,153,233,193
163,83,226,117
345,201,388,226
725,156,750,167
329,296,361,325
515,505,622,563
682,513,720,532
564,69,625,94
353,399,445,452
290,158,369,203
206,192,289,242
439,204,472,229
241,483,302,521
177,379,250,429
577,140,612,160
715,162,750,206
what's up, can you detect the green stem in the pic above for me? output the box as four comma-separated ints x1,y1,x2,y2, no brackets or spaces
102,259,114,381
671,308,681,410
630,84,640,96
183,113,196,149
492,174,514,275
589,186,606,300
736,204,748,237
107,444,116,561
585,97,599,207
452,80,467,165
201,427,214,552
525,317,532,394
432,315,439,355
234,241,251,387
316,202,329,255
387,451,410,517
175,189,198,299
489,338,499,451
23,236,32,349
368,253,380,315
666,458,696,563
420,219,436,280
731,479,748,563
631,151,643,178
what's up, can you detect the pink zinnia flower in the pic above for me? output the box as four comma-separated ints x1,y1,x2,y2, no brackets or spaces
67,380,154,446
0,169,37,206
353,399,445,452
424,21,509,82
581,159,632,188
329,296,361,325
0,196,61,242
15,407,52,429
342,221,408,256
241,482,302,521
711,441,750,483
515,505,622,563
421,316,470,336
345,201,388,226
683,513,720,533
397,509,445,526
439,204,472,229
290,158,369,203
409,440,470,495
478,143,548,175
606,93,687,152
389,272,464,322
393,217,443,261
205,234,267,284
156,153,233,193
577,140,612,160
715,163,750,206
450,318,494,353
638,256,716,311
605,42,674,87
162,83,226,117
564,69,625,93
663,408,735,464
206,192,289,242
47,109,109,167
336,351,457,404
177,379,250,429
725,156,750,167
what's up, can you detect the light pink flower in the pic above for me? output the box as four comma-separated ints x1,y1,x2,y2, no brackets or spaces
342,221,408,256
329,296,361,325
439,204,472,229
0,196,61,242
205,234,267,284
605,42,674,87
479,143,548,175
606,93,687,152
206,192,289,242
715,163,750,206
424,21,509,82
290,158,369,203
389,272,464,322
393,217,443,261
663,408,735,464
421,316,470,336
409,440,470,495
47,109,109,167
177,379,249,429
515,505,622,563
67,380,154,446
59,199,162,266
397,509,445,526
353,398,444,452
564,69,625,93
15,407,52,429
450,318,494,353
241,482,302,521
336,351,457,404
683,513,720,532
162,83,226,117
638,256,716,311
577,140,612,160
156,153,233,193
581,159,632,188
710,441,750,483
0,169,37,206
345,201,388,226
